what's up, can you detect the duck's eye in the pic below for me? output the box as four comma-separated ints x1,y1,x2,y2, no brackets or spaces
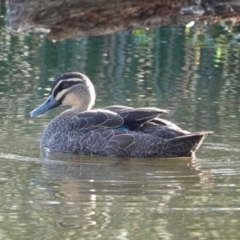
62,82,69,88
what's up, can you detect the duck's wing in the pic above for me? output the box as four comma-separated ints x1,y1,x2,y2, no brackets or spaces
104,105,134,112
151,117,187,131
139,117,191,139
68,109,124,130
104,106,169,130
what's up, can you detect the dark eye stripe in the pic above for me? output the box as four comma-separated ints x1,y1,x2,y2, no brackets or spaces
51,73,85,91
53,81,81,98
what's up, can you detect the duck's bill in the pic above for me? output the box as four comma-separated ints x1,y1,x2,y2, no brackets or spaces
29,94,60,117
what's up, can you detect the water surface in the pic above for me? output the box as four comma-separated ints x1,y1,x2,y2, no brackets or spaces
0,6,240,239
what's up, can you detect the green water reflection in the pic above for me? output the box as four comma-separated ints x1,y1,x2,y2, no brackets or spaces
1,3,240,238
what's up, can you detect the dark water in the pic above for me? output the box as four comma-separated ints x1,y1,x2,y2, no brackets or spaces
1,3,240,238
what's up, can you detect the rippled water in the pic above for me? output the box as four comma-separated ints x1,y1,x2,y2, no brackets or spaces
1,3,240,238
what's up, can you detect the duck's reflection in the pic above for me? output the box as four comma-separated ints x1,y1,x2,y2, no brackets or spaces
40,148,213,237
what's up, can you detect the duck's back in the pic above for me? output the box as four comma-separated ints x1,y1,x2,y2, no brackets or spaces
40,107,212,158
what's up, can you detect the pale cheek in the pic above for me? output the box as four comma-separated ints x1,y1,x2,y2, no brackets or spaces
62,95,80,106
55,89,68,102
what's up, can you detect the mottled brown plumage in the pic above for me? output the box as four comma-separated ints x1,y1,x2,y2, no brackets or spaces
29,72,212,158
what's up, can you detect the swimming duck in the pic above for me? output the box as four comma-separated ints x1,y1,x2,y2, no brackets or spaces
29,72,212,158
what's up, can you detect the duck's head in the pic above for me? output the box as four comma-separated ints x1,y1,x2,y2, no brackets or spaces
29,72,96,117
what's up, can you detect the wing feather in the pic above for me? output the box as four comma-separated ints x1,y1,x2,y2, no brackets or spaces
103,134,135,157
104,106,170,130
69,109,124,131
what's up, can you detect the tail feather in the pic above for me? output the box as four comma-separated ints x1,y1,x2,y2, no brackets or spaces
159,131,213,157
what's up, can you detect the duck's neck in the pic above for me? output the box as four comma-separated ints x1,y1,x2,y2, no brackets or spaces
71,105,91,114
62,86,96,115
61,98,94,120
57,107,89,122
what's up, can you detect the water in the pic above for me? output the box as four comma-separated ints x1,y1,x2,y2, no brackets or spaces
1,3,240,238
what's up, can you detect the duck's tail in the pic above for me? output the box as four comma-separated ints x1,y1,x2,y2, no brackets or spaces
159,131,213,158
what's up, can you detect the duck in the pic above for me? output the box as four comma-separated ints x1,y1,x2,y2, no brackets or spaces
29,72,212,158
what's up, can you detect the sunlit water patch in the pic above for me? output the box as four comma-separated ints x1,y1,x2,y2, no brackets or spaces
0,11,240,239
